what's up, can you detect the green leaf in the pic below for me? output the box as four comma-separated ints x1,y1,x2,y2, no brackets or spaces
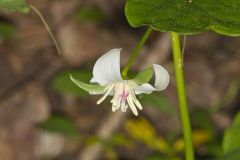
125,0,240,36
75,7,106,23
70,74,106,94
223,112,240,154
52,70,92,97
0,22,15,39
39,115,79,138
133,65,153,85
0,0,29,14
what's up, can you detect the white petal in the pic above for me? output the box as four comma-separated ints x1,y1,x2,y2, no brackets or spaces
134,83,156,94
152,64,169,91
132,64,169,94
92,48,123,86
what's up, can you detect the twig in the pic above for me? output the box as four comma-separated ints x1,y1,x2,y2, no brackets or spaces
30,5,62,55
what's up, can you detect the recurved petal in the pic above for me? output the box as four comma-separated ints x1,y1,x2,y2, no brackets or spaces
92,48,123,86
152,64,169,91
132,64,169,94
134,83,156,94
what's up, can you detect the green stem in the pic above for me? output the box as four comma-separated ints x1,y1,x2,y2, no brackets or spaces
122,27,153,78
171,32,194,160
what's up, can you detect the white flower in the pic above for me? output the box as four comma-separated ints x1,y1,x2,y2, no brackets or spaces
70,48,169,116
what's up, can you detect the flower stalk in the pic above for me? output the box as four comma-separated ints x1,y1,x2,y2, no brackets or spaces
122,27,153,78
171,32,194,160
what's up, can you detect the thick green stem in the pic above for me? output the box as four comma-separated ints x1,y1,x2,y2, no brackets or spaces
171,32,194,160
122,27,153,78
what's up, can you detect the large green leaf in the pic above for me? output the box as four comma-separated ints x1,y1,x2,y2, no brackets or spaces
223,112,240,154
0,0,29,14
125,0,240,36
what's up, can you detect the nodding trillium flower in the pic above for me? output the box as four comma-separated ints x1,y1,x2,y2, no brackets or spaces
70,48,169,116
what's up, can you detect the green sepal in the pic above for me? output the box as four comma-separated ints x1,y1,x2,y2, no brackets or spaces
132,65,153,85
125,0,240,36
0,0,30,14
70,74,106,94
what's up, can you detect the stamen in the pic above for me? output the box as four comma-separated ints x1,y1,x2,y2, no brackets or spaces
112,98,121,112
111,83,123,111
118,84,129,112
109,82,141,115
112,105,118,112
127,82,143,110
121,103,128,112
127,95,138,116
97,84,114,104
120,99,126,110
111,83,121,103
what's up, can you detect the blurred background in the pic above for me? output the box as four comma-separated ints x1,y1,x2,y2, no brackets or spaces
0,0,240,160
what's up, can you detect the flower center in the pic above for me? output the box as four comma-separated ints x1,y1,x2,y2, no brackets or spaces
119,89,129,101
97,81,143,116
111,82,129,112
